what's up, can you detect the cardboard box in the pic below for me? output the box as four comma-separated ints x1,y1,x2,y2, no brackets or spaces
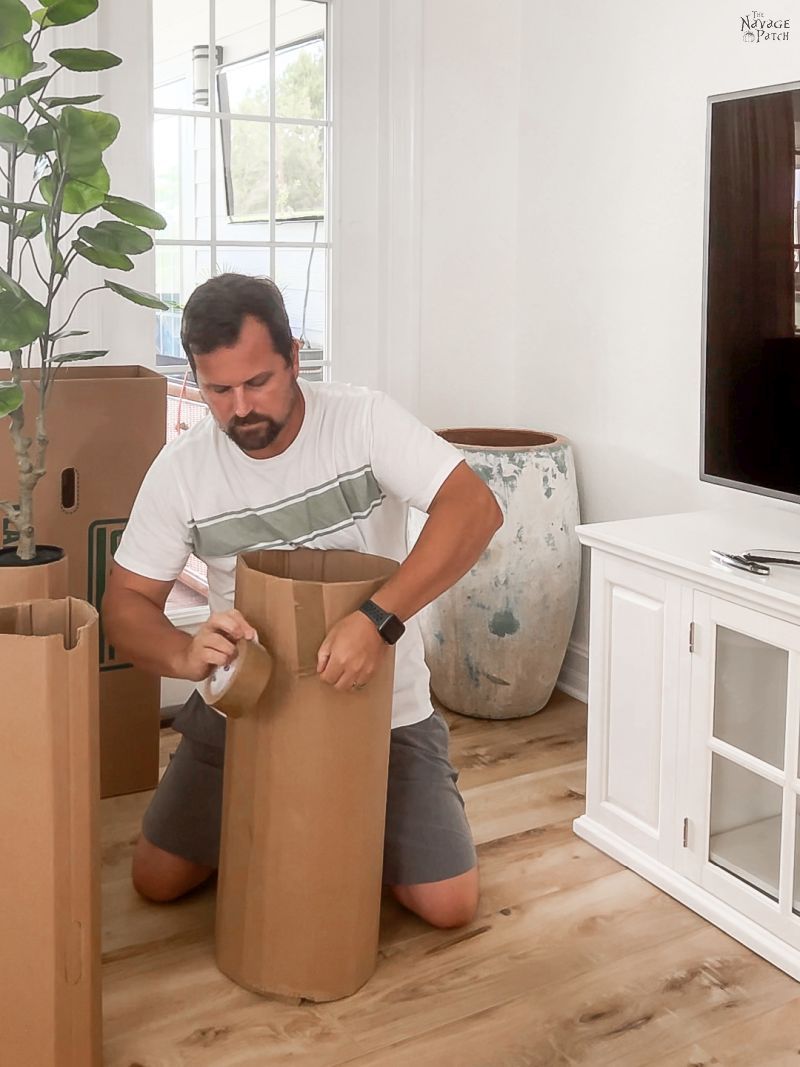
0,366,166,797
0,598,101,1066
216,548,398,1002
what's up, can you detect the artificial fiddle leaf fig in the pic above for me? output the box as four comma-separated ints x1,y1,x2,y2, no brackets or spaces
50,47,121,71
0,382,24,417
0,0,165,561
50,349,108,363
103,195,167,230
42,94,101,107
48,328,88,341
78,220,153,256
0,77,49,108
0,0,32,47
0,290,47,350
0,41,34,78
73,239,133,271
104,280,169,310
18,210,44,239
42,162,110,213
36,0,98,27
59,106,119,178
0,115,27,145
26,123,57,154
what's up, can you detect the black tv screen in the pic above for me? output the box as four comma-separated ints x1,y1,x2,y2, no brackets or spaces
702,82,800,503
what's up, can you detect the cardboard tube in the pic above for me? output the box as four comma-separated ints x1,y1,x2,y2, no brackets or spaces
200,638,273,718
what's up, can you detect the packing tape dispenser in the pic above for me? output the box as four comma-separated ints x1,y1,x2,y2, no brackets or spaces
200,637,273,718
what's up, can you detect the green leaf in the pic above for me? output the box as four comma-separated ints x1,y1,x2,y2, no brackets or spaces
50,348,107,363
0,290,47,350
0,114,26,145
102,195,167,231
78,220,152,256
37,0,98,27
26,123,57,154
42,161,110,214
50,48,121,72
42,93,101,107
104,280,169,310
0,76,48,108
49,328,88,341
19,210,44,239
0,0,32,47
73,239,133,271
0,265,29,302
59,105,119,178
0,381,24,417
0,39,33,78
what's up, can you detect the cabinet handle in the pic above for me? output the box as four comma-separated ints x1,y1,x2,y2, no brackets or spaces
683,817,689,848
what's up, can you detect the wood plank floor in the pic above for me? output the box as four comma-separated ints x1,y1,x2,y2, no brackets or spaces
100,691,800,1066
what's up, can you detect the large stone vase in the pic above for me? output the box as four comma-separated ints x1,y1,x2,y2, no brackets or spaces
411,429,581,718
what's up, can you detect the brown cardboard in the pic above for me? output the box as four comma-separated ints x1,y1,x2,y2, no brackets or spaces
216,549,399,1002
0,597,101,1066
0,551,68,603
0,366,166,796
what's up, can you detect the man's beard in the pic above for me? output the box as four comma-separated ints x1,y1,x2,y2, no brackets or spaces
225,412,285,452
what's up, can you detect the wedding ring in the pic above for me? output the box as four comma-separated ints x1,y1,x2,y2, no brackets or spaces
351,682,367,691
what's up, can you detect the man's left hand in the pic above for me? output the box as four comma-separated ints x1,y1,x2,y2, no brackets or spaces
317,610,388,691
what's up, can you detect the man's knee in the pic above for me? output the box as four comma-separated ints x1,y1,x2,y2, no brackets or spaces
131,833,214,903
391,866,479,929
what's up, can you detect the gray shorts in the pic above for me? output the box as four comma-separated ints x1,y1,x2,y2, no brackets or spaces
142,693,476,886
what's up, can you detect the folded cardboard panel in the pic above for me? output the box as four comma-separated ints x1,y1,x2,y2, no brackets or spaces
215,549,398,1002
0,366,166,796
0,598,101,1066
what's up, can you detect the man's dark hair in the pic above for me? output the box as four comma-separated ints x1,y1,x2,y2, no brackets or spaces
180,273,294,372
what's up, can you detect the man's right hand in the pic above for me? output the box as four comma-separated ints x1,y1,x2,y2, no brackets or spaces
175,609,258,681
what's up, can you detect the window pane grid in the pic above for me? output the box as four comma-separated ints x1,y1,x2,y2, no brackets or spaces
153,0,331,375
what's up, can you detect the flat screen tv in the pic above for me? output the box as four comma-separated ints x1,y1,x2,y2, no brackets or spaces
701,81,800,504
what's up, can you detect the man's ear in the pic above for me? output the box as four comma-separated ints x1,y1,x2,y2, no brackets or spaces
291,338,301,376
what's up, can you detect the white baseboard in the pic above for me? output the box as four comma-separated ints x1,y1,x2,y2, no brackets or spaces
556,639,588,703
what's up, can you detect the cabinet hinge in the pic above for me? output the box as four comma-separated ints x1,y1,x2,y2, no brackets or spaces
688,621,695,653
682,817,689,848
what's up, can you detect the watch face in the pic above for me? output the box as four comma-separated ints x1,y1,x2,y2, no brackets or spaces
379,614,405,644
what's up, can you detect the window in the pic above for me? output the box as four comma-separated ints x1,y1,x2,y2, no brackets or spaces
152,0,330,384
152,1,330,606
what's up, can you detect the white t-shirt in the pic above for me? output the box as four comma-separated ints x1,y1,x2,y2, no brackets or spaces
114,378,462,729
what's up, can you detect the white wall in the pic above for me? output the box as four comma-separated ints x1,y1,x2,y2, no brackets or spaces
417,0,521,428
417,1,800,670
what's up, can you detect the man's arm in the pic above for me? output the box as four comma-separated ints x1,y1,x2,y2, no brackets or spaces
102,564,257,681
317,461,502,690
372,461,501,621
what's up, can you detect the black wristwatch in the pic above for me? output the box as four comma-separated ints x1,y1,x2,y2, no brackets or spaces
358,599,406,645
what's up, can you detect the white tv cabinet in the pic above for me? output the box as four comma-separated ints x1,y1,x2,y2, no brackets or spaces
574,506,800,980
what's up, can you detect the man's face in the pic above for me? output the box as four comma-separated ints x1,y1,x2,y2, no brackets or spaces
193,315,301,457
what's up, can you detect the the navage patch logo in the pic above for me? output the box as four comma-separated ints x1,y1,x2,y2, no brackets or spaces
742,10,790,41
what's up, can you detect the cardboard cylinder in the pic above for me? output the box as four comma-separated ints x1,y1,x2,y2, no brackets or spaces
0,547,68,605
216,549,399,1002
0,597,101,1066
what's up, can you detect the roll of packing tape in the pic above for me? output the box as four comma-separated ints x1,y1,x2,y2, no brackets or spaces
200,637,273,719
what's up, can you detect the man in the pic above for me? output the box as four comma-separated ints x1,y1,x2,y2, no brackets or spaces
103,273,502,930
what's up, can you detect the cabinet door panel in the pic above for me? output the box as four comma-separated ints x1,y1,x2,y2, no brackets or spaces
585,554,681,859
687,593,800,947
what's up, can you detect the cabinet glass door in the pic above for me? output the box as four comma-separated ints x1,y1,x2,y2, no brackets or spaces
688,595,800,942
